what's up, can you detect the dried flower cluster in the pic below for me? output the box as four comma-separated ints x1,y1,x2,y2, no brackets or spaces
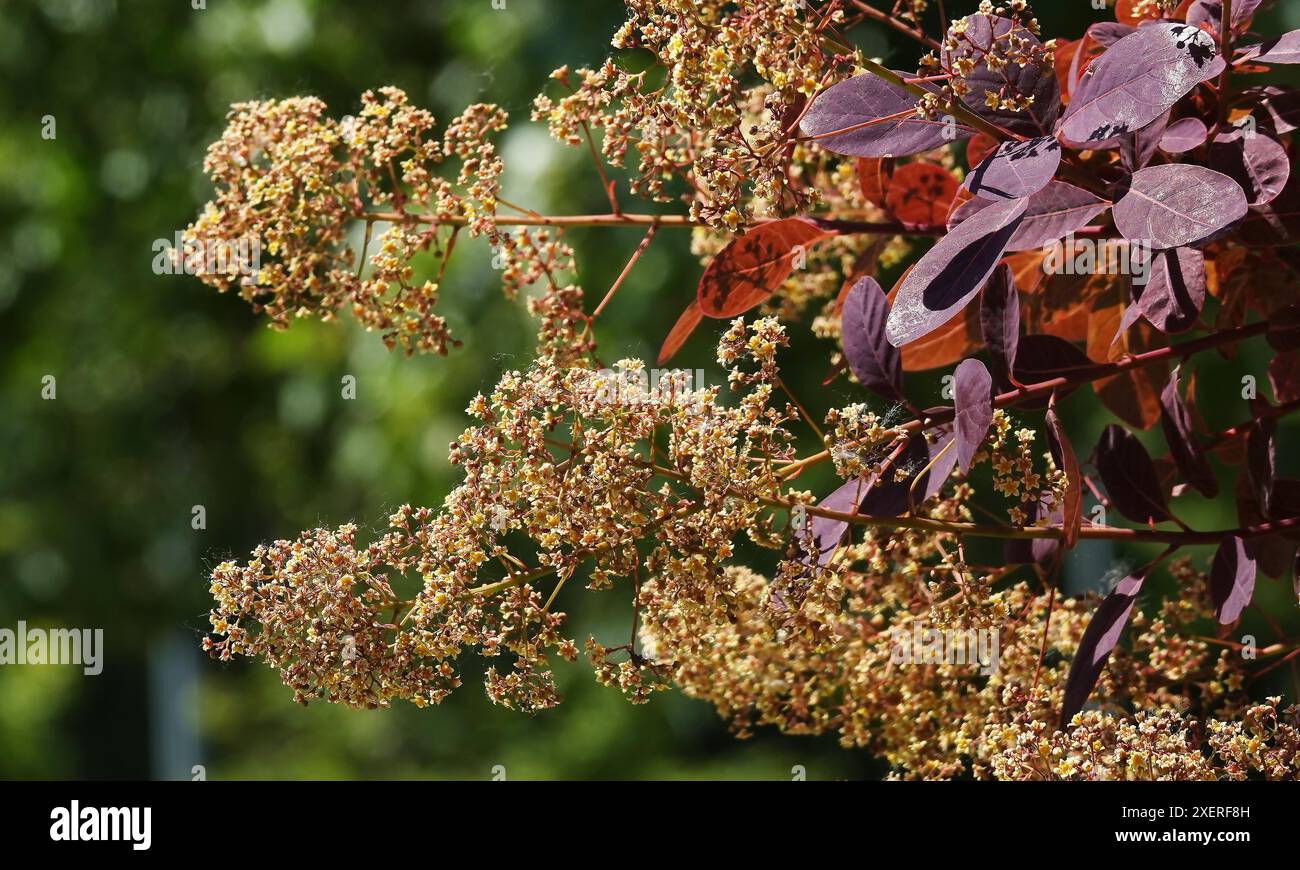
193,1,1300,779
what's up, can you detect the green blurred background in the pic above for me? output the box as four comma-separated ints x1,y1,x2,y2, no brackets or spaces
1,0,1297,780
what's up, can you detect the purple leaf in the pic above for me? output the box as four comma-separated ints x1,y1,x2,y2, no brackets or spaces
1134,247,1206,333
1122,110,1170,172
1012,335,1096,404
979,263,1019,388
1158,117,1208,154
1189,0,1267,34
797,476,870,567
1159,367,1218,499
1210,536,1257,625
1060,23,1218,146
1237,85,1300,135
949,182,1108,251
1113,164,1248,249
1087,22,1135,48
886,197,1027,347
800,72,964,158
953,359,993,472
841,276,902,401
1209,128,1290,206
1095,424,1171,525
1060,568,1149,727
963,136,1061,201
1238,31,1300,65
1247,419,1276,518
1046,397,1082,550
943,14,1061,137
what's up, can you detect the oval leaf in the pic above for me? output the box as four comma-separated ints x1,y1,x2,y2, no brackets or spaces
1060,568,1149,727
953,359,993,472
1159,367,1218,499
1210,536,1257,625
1135,247,1206,333
950,182,1108,252
1113,164,1248,249
841,276,902,401
800,72,963,158
1060,23,1218,146
980,263,1020,388
886,197,1028,347
885,162,959,227
1095,424,1171,524
1208,128,1290,207
944,14,1061,137
1158,117,1208,154
697,218,832,317
963,137,1061,201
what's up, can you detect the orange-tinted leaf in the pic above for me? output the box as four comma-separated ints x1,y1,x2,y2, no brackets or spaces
657,299,703,365
697,218,833,318
1116,0,1163,25
1046,394,1082,549
857,157,895,211
1088,293,1167,430
965,133,999,169
885,162,959,228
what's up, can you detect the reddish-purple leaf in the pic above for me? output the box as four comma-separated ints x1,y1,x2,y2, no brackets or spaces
1210,536,1257,625
1159,367,1218,499
841,276,902,401
1087,22,1135,48
1012,334,1097,396
1060,567,1149,727
1113,164,1248,249
1236,85,1300,136
1247,419,1276,518
953,359,993,472
800,72,965,158
886,197,1028,347
1134,247,1206,333
944,14,1061,137
1060,23,1218,146
1238,32,1300,65
697,218,833,317
1208,128,1290,207
797,476,869,567
1096,424,1171,525
963,137,1061,201
1122,110,1170,171
1158,117,1208,154
1046,396,1082,549
1189,0,1267,34
979,263,1020,388
949,182,1108,252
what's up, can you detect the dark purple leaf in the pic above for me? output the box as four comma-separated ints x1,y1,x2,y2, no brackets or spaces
1096,424,1171,525
1122,110,1170,171
1247,419,1276,518
1060,23,1219,146
797,476,869,567
1134,247,1206,333
1210,536,1257,625
1236,85,1300,136
800,72,965,158
1266,305,1300,351
1012,334,1097,393
1158,117,1208,154
886,197,1027,347
979,263,1019,387
1060,567,1149,727
950,182,1109,252
1113,164,1248,249
962,136,1061,201
1208,128,1290,206
1159,367,1218,499
1238,31,1300,65
943,14,1061,137
953,359,993,472
1240,172,1300,246
841,276,902,401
